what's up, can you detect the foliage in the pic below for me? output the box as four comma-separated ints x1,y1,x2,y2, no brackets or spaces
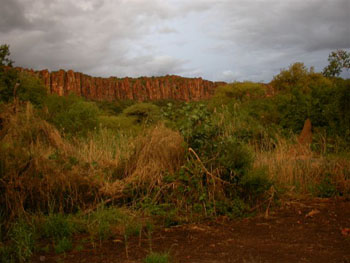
96,99,135,115
210,81,266,107
163,102,218,155
86,207,125,242
54,237,73,254
9,219,36,263
123,103,161,125
217,138,253,183
44,94,99,136
323,49,350,77
316,173,337,198
239,168,272,204
0,71,47,106
271,62,311,92
43,213,75,241
0,44,13,66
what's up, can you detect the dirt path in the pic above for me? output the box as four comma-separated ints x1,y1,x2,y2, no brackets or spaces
33,198,350,263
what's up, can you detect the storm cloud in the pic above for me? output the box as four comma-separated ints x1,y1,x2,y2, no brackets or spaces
1,0,349,82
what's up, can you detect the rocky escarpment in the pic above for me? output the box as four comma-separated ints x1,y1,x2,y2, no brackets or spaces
21,68,225,101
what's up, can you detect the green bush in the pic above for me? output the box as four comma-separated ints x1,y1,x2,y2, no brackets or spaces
0,70,47,106
239,168,272,204
87,206,125,242
210,81,266,107
43,213,75,241
316,173,337,198
96,100,135,115
9,219,36,262
123,103,161,125
217,138,252,183
44,94,99,136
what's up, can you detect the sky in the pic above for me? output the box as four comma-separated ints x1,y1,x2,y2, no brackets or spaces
1,0,349,82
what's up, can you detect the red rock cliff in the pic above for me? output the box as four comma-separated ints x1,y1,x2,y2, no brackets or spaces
22,68,225,101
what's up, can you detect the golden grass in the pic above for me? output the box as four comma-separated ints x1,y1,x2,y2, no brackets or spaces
101,124,185,198
254,136,350,195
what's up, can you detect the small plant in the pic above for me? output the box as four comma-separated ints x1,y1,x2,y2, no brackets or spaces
316,173,337,198
239,168,273,204
87,206,124,245
143,252,171,263
9,219,36,263
0,245,15,263
123,219,142,259
43,213,75,241
54,237,72,254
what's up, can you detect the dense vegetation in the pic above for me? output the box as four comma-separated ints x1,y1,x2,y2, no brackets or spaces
1,45,349,262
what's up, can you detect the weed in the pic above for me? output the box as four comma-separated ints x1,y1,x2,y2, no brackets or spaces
54,237,72,254
43,213,75,241
239,168,273,204
316,173,337,198
9,219,36,262
86,206,124,244
143,252,171,263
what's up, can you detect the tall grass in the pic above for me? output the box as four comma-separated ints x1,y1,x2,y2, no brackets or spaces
254,136,350,195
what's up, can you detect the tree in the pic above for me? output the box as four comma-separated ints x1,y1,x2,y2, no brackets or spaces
323,49,350,77
0,44,14,67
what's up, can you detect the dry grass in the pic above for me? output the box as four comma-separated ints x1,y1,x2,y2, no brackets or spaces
101,125,185,199
254,136,350,195
0,103,103,221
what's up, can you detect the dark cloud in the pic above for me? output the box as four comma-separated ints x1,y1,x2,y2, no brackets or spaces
0,0,348,81
0,0,31,32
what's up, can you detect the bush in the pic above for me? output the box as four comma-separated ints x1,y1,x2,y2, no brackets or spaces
9,219,36,263
87,207,125,242
123,103,161,125
217,138,252,183
44,94,99,136
43,213,75,241
0,70,47,106
211,81,266,107
239,168,272,204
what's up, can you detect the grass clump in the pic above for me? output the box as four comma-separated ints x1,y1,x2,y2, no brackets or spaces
144,252,171,263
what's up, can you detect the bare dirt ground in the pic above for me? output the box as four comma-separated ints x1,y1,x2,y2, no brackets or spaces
32,198,350,263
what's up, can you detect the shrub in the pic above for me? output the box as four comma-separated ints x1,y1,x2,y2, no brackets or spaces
123,103,161,125
239,168,272,204
44,94,99,136
211,81,266,107
217,138,253,183
9,219,36,263
43,213,75,241
87,206,125,242
0,70,47,106
316,173,337,198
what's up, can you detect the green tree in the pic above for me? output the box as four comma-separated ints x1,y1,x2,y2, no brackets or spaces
271,62,310,92
323,49,350,77
0,44,14,66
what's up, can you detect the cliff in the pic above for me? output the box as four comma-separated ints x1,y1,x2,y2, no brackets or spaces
20,68,225,101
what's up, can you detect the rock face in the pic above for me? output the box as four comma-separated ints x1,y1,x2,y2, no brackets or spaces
21,68,225,101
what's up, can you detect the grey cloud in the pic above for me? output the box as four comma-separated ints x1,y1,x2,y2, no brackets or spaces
217,0,350,52
0,0,31,32
1,0,348,82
